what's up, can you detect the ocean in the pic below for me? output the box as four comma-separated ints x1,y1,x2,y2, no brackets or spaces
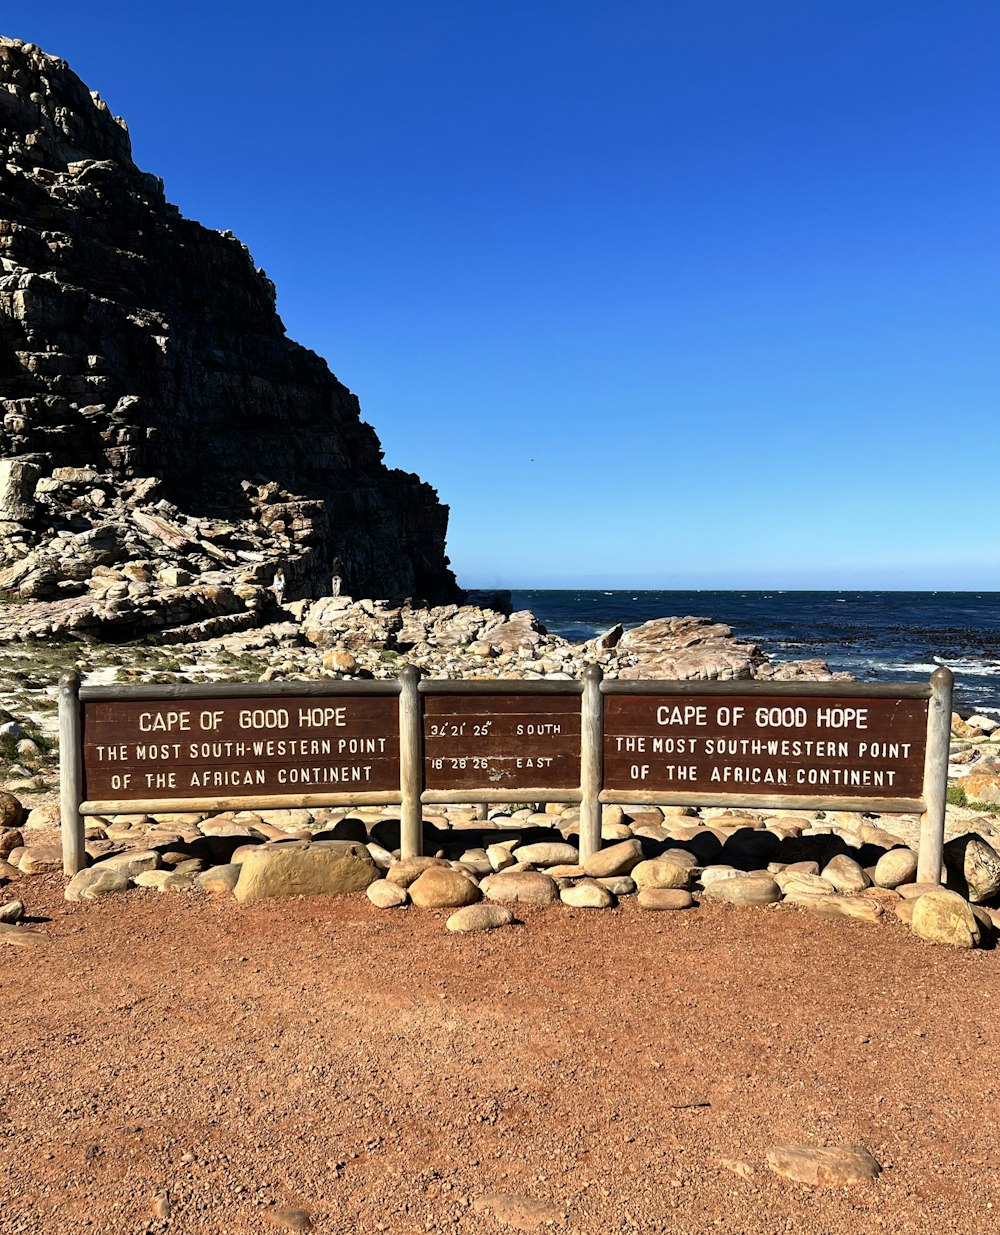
510,590,1000,716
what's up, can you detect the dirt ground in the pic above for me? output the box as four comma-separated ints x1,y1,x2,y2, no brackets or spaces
1,877,998,1235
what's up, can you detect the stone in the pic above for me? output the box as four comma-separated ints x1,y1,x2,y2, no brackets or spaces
0,828,23,858
18,845,63,874
234,841,378,904
0,792,24,828
766,1144,881,1187
910,888,982,948
64,867,131,902
0,900,24,923
943,833,1000,903
582,838,644,878
637,888,695,911
483,871,559,906
408,866,481,909
895,900,915,925
698,865,742,887
471,1193,564,1231
560,880,614,909
896,881,944,900
959,767,1000,804
511,842,579,867
820,854,870,894
783,892,883,923
486,843,517,872
872,847,918,889
366,879,409,908
702,875,782,906
774,871,835,896
195,864,241,894
385,855,449,888
99,849,162,878
321,648,358,674
446,903,515,933
264,1209,313,1232
630,858,692,891
597,876,636,896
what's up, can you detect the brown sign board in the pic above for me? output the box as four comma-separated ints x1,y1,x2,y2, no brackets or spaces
423,694,581,791
603,694,929,798
82,695,400,802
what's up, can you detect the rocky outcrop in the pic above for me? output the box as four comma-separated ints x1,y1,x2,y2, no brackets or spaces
0,37,458,634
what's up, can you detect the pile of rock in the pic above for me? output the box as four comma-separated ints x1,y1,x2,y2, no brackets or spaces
948,712,1000,803
3,794,998,950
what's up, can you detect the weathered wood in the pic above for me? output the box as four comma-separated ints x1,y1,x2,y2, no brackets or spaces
80,791,403,815
578,663,603,862
599,790,924,812
917,666,954,884
601,679,932,699
399,664,423,859
58,671,85,875
424,693,580,792
81,694,400,802
603,693,928,799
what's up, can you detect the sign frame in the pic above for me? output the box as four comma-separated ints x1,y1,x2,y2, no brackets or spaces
58,664,953,887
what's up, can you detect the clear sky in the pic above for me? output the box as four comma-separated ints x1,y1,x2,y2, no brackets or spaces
8,2,1000,589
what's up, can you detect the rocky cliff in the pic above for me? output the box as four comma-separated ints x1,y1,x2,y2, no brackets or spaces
0,37,458,639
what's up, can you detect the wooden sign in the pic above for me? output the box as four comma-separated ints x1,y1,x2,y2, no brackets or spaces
603,694,929,798
423,693,580,791
81,695,400,802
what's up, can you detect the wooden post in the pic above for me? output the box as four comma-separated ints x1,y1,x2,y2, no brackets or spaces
917,666,954,885
474,803,489,821
578,663,604,862
58,670,85,876
399,664,423,859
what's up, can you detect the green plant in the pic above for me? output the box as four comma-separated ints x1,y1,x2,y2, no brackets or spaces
946,784,968,807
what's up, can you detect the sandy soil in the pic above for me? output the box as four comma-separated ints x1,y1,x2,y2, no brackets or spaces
0,877,997,1235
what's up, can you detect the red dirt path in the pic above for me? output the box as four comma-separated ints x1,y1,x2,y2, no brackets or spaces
0,878,997,1233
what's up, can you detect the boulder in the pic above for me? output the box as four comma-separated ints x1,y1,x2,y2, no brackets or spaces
64,867,131,902
943,833,1000,904
702,874,782,906
766,1144,881,1187
511,842,579,868
630,858,692,891
446,904,516,934
560,880,614,909
959,767,1000,805
783,892,883,923
18,845,64,874
582,839,644,878
366,879,409,909
637,888,695,911
910,888,982,948
820,854,870,894
234,841,378,904
196,864,241,894
0,793,24,829
483,871,558,906
408,866,481,910
385,856,449,888
872,847,918,889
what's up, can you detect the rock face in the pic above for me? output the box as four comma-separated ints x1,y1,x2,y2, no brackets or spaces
0,38,457,637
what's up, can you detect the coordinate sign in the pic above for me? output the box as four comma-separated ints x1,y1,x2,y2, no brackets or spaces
423,694,581,791
603,695,928,798
81,696,400,800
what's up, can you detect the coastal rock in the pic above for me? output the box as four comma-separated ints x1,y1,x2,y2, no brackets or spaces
637,888,695,911
366,879,409,909
0,36,457,641
872,848,918,889
582,839,644,878
702,874,782,906
560,880,614,909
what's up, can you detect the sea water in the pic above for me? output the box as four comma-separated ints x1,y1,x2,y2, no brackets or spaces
511,590,1000,715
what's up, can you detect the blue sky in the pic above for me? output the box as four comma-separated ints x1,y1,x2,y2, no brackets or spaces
9,2,1000,588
